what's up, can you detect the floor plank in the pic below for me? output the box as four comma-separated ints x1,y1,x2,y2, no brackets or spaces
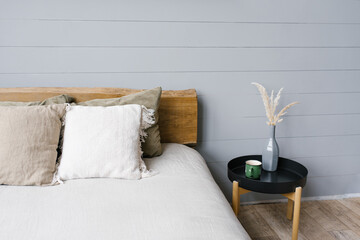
274,203,336,240
237,198,360,240
302,201,348,231
338,198,360,217
255,203,309,240
322,200,360,237
238,205,279,239
252,236,281,240
329,230,360,240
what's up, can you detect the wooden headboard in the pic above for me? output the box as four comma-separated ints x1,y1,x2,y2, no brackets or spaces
0,88,198,146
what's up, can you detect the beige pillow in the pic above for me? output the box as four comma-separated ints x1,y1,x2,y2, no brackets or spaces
0,94,75,160
76,87,162,157
0,105,66,186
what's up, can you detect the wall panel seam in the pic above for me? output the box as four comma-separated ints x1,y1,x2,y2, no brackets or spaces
2,18,360,25
1,46,360,49
1,69,360,74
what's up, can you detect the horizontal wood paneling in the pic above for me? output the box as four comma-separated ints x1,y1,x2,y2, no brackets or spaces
199,114,360,141
0,72,359,94
1,21,360,47
198,93,360,120
1,0,360,23
197,135,360,163
0,48,360,73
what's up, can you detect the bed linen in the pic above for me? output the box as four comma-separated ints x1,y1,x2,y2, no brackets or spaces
0,143,250,240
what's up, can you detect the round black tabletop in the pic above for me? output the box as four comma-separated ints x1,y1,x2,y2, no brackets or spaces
228,155,308,194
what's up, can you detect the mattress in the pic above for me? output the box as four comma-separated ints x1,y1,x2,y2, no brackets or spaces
0,143,250,240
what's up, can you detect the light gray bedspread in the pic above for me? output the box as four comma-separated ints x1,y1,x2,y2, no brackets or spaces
0,143,250,240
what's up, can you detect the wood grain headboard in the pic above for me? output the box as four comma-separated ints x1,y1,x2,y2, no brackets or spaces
0,88,198,146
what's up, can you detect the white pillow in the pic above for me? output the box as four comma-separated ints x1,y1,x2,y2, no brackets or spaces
56,104,154,181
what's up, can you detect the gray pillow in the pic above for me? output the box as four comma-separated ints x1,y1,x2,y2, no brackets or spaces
76,87,162,157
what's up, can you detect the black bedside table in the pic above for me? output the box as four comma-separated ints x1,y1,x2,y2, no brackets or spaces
228,155,308,240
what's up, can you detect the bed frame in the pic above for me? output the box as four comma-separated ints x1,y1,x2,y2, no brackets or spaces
0,87,198,146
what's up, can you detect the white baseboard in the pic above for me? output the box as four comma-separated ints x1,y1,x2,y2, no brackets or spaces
240,193,360,205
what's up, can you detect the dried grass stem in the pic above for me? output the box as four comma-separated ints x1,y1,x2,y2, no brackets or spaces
252,82,299,125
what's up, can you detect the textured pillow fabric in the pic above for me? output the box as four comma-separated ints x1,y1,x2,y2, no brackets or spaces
0,94,75,161
0,105,66,186
0,94,75,106
76,87,162,157
57,105,154,181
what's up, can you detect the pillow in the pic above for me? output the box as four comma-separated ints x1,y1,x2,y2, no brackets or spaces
76,87,162,157
56,104,154,181
0,94,75,106
0,105,66,186
0,94,75,161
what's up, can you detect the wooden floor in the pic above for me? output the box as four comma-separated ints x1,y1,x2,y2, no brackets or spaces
237,198,360,240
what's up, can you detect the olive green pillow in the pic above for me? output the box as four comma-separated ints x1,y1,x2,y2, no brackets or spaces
0,94,75,106
76,87,162,157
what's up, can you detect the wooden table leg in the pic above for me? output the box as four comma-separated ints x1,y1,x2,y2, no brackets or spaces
287,199,294,220
292,187,302,240
232,181,239,216
281,186,303,240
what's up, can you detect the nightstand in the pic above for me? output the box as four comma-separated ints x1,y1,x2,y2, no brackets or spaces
228,155,308,240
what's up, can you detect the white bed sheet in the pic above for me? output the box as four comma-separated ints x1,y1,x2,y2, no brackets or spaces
0,143,250,240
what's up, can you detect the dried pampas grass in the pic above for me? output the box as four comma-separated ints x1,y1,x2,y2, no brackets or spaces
252,82,299,126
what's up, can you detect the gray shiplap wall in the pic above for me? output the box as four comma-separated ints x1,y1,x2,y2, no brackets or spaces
0,0,359,202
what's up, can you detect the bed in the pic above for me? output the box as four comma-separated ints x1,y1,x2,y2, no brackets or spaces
0,88,250,240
